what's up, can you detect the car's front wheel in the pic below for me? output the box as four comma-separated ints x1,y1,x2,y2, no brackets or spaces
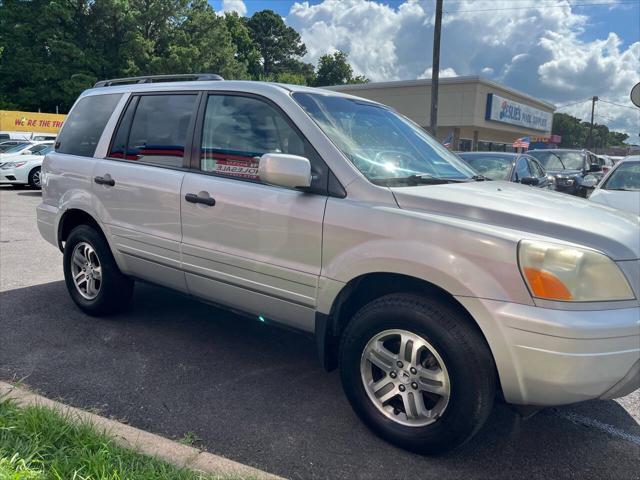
28,167,41,189
63,224,134,316
339,293,496,454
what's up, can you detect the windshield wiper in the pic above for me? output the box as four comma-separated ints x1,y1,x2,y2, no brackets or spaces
471,174,491,181
372,174,461,187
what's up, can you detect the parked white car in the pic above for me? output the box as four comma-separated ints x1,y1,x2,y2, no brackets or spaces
37,75,639,454
0,144,54,188
0,140,53,160
589,156,640,216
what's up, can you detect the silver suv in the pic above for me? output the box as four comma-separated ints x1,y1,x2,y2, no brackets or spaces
37,74,639,454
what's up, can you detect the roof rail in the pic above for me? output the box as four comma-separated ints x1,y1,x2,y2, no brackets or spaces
94,73,224,88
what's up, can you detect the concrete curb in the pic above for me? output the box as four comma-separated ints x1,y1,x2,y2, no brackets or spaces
0,381,284,480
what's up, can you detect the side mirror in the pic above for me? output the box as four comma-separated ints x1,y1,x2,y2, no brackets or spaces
588,164,602,173
21,150,31,155
520,176,539,186
582,175,598,189
258,153,312,189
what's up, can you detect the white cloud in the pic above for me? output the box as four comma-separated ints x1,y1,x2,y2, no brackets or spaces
418,67,457,79
286,0,640,138
219,0,247,16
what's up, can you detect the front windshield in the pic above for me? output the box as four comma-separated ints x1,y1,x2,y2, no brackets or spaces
459,154,512,181
529,150,584,170
292,92,475,183
603,161,640,191
30,144,53,155
1,143,30,154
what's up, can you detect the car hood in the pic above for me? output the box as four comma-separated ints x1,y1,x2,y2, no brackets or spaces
590,190,640,216
391,180,640,260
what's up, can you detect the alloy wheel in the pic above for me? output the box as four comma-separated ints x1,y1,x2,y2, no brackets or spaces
70,242,102,300
360,329,450,427
32,170,41,188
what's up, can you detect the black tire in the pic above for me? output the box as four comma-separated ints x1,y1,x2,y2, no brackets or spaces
63,224,134,316
28,167,41,189
339,293,496,454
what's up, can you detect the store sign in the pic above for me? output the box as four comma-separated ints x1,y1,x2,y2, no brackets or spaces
530,134,561,143
0,110,66,134
485,94,552,132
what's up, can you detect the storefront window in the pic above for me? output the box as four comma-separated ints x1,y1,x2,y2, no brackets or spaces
459,139,472,152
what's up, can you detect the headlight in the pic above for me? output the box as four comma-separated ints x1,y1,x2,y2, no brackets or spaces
7,161,27,168
518,240,635,301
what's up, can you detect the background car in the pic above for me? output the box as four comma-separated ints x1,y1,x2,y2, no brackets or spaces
0,140,31,153
589,155,640,215
0,140,53,161
597,155,616,174
457,152,553,188
527,149,603,197
0,144,53,189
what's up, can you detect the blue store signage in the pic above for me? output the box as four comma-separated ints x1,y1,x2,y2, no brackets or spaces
485,93,552,132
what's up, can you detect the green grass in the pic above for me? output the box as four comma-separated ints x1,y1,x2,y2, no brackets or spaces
0,399,235,480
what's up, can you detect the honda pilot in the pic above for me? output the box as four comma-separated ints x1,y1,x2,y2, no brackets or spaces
37,74,640,454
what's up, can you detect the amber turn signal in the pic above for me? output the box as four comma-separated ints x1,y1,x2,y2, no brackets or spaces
522,267,573,301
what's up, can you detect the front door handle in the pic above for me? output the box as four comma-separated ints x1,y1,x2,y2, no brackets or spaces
94,175,115,186
185,193,216,206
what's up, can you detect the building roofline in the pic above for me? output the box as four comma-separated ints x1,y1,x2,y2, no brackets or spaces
324,76,557,111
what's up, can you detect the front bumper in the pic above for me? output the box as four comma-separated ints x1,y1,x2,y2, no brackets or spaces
457,297,640,406
0,167,27,184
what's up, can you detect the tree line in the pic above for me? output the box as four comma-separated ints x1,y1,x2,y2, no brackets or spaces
552,112,629,148
0,0,368,113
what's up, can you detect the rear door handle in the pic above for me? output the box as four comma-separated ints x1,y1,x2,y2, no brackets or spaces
185,193,215,206
94,175,115,186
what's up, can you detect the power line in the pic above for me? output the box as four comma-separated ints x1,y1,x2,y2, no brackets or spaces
444,1,639,14
599,99,640,110
595,112,617,121
555,98,592,110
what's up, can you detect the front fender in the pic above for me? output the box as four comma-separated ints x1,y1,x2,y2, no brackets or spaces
319,198,534,314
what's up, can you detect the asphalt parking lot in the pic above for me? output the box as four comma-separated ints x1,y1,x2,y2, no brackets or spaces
1,184,639,480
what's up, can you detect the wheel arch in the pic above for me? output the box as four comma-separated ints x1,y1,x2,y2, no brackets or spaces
317,272,499,387
57,208,104,252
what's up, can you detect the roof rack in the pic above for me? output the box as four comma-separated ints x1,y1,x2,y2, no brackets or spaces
94,73,224,88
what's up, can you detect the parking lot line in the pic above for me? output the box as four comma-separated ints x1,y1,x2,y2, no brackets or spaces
553,410,640,446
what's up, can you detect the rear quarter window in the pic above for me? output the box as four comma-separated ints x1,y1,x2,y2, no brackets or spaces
56,93,122,157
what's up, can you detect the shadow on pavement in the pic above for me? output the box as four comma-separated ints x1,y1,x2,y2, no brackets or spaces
1,280,638,480
16,191,41,197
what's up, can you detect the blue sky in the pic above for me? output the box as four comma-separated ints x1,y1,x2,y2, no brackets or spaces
210,0,640,48
210,0,640,137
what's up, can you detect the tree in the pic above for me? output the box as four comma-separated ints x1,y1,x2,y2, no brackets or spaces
552,112,629,149
150,0,247,79
223,12,261,79
313,51,369,87
0,0,99,112
552,113,585,148
246,10,306,77
0,0,247,112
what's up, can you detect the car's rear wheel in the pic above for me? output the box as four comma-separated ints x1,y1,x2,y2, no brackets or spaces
63,224,134,316
28,167,41,189
339,293,496,454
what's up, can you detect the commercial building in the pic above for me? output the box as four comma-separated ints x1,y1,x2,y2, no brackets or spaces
325,76,557,152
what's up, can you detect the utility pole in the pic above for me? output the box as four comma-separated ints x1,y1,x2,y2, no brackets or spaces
429,0,443,137
587,96,598,149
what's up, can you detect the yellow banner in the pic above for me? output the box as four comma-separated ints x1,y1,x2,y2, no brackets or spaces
0,110,66,134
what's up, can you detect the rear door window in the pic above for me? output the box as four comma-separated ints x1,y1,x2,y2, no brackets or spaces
56,94,122,157
109,94,197,168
